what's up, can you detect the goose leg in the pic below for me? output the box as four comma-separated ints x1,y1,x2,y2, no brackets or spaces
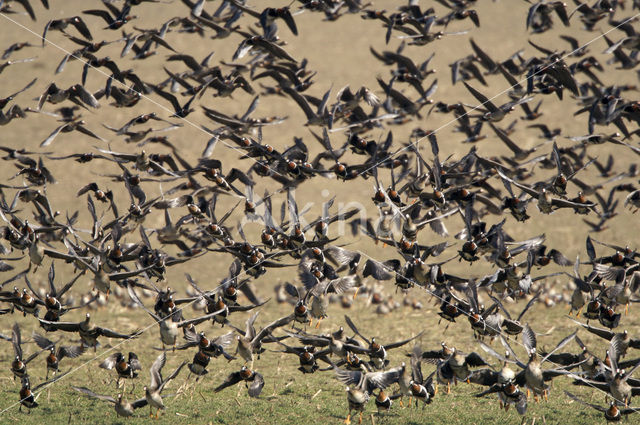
344,412,351,425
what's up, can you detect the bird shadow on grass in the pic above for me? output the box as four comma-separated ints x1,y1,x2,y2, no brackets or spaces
329,413,348,420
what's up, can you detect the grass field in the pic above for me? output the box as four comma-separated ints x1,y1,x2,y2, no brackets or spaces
1,0,640,424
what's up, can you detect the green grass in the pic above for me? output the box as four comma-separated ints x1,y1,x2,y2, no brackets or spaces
1,294,634,424
0,0,639,424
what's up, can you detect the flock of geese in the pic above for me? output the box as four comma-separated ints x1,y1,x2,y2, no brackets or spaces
1,0,640,423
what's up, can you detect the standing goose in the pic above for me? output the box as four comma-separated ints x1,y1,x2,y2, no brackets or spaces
144,352,186,418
